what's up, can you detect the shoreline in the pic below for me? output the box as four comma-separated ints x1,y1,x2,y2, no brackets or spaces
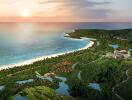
0,41,94,71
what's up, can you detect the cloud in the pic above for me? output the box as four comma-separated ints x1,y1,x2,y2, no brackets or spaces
76,8,112,18
39,0,111,8
0,0,113,22
37,0,112,20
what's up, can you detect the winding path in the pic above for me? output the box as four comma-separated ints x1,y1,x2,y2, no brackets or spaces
1,56,131,100
72,57,132,100
112,67,132,100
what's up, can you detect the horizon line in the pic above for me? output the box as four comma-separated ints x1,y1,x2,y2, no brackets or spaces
0,21,132,23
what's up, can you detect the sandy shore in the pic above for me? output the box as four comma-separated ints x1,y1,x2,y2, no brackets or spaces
0,41,94,71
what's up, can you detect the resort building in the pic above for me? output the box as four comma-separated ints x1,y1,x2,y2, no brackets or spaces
114,50,131,60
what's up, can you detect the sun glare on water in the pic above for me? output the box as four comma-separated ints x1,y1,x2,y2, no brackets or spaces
21,11,30,17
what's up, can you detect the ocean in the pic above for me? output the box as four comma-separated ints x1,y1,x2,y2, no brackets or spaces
0,22,132,67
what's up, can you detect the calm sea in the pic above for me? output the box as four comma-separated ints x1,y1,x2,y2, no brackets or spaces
0,22,132,67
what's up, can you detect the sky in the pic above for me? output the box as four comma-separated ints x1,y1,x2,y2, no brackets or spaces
0,0,131,22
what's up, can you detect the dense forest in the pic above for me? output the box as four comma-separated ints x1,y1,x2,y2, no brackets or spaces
67,29,132,41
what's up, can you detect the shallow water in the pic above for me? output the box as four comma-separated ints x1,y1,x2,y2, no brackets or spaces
0,23,89,67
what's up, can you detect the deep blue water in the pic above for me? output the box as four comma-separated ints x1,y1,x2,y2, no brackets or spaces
0,22,132,67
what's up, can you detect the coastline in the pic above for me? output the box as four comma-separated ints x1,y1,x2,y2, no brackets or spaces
0,41,94,71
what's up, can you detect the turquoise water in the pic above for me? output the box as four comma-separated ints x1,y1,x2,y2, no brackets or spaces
0,22,132,67
0,23,89,67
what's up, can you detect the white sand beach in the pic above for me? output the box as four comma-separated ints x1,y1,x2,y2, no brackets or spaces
0,41,94,71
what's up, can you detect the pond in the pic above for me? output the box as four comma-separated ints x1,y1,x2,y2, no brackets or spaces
88,83,101,91
37,75,53,82
37,75,70,96
129,48,132,51
97,41,100,46
13,95,28,100
108,44,119,49
77,71,82,80
0,85,5,91
16,79,34,84
55,76,70,96
14,75,70,97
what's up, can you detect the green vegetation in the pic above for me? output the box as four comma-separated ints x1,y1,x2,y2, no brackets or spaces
114,78,132,100
67,29,132,41
0,29,132,100
10,86,69,100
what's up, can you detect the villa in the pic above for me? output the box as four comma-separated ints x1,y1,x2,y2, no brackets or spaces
114,50,131,60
